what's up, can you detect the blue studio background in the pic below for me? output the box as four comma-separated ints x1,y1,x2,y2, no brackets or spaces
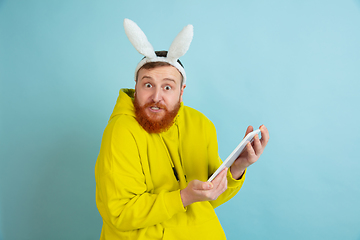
1,0,360,239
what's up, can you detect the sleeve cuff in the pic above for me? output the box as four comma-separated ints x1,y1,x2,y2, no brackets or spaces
163,189,186,217
227,168,246,188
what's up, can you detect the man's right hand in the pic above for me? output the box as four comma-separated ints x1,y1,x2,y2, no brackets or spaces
180,168,228,207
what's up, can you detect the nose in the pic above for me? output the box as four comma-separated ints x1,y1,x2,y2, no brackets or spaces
152,87,162,103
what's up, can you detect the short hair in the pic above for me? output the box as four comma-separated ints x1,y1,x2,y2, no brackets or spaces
136,51,184,86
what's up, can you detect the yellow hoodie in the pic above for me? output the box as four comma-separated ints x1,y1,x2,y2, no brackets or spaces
95,89,246,239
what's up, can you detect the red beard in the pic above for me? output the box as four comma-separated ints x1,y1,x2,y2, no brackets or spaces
133,96,180,134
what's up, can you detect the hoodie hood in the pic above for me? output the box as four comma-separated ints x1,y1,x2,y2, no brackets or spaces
109,88,136,121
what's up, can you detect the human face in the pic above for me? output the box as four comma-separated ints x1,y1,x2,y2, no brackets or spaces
135,65,186,121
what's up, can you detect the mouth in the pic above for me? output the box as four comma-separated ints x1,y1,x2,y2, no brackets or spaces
148,106,164,113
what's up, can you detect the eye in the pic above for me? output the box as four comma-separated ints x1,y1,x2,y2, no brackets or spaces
145,83,152,88
164,85,172,91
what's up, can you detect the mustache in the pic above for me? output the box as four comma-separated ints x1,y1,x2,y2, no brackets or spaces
143,101,168,110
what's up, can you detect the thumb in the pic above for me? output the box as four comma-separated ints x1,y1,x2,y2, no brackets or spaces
201,182,213,190
192,180,213,190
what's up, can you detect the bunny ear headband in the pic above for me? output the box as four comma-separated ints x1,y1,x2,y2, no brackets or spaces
123,18,193,85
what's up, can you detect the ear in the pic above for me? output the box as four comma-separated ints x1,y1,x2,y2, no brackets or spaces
179,84,186,102
134,81,138,98
167,25,193,61
123,19,157,58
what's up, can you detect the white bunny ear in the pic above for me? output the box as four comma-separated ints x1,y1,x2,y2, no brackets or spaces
167,24,193,61
123,19,156,58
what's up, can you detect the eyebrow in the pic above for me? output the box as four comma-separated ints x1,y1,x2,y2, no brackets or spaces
140,75,152,81
141,76,176,83
163,78,176,83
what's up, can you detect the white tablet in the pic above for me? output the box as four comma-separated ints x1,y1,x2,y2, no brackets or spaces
207,129,261,182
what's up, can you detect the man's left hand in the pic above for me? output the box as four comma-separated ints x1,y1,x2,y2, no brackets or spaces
230,125,269,180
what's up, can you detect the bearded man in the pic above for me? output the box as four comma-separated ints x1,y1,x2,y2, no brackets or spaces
95,19,269,240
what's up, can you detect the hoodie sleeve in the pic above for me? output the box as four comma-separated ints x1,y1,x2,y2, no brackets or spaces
95,116,186,232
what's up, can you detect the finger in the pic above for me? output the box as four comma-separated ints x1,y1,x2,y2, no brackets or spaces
252,134,263,155
220,169,228,188
211,168,227,189
244,125,253,138
213,168,228,192
212,168,228,183
214,178,227,196
245,141,256,158
259,125,270,147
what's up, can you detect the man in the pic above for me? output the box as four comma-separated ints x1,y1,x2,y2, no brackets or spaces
95,19,269,240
